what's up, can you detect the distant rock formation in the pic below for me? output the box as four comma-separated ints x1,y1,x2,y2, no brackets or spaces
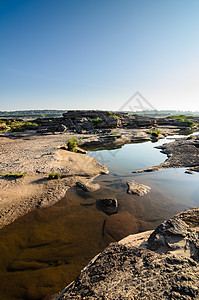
35,110,158,134
56,208,199,300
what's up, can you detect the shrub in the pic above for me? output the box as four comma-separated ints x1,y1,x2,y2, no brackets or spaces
184,120,196,127
48,172,60,179
90,118,104,124
108,112,119,118
167,116,196,127
0,173,26,178
67,137,82,152
147,129,161,137
11,121,38,132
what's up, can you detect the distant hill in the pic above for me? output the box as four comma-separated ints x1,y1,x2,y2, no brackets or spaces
119,110,199,117
0,110,66,119
0,109,199,119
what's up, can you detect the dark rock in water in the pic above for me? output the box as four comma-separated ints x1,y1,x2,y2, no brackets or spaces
97,198,118,215
185,170,195,174
104,212,149,241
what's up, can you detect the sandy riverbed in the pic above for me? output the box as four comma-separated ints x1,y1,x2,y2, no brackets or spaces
0,126,192,228
0,132,107,228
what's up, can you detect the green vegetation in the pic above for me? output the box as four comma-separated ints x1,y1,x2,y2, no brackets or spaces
48,173,60,179
0,173,26,178
167,115,197,127
90,118,104,124
0,120,39,132
111,132,117,135
0,110,66,118
147,129,161,137
184,120,196,127
108,112,119,118
167,115,193,119
67,137,82,152
10,121,38,132
187,136,195,140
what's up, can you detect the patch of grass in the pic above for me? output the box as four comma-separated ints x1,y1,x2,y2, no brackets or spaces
108,112,119,118
90,118,104,124
0,173,26,178
147,129,161,137
168,115,193,119
166,116,197,127
10,121,38,132
183,120,196,127
111,132,117,135
48,173,60,179
67,137,82,152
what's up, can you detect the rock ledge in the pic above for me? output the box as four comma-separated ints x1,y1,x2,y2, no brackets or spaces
56,208,199,300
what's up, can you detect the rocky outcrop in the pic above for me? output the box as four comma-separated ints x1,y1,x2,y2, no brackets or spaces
126,180,151,196
56,208,199,300
35,111,187,135
1,113,198,136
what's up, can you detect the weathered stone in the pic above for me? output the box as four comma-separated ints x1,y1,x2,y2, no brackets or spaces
76,181,100,192
74,146,87,154
147,217,189,250
56,208,199,300
126,180,151,196
56,245,199,300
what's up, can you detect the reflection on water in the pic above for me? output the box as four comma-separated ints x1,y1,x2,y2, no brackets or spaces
0,134,199,300
87,139,167,174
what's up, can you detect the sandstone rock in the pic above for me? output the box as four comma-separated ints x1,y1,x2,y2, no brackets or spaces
147,209,199,262
74,146,87,154
76,181,100,192
56,244,199,300
56,208,199,300
126,180,151,196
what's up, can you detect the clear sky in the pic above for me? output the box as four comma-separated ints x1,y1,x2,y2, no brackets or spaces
1,0,199,111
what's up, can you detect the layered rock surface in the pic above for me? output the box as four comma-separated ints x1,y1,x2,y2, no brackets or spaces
33,111,198,134
56,208,199,300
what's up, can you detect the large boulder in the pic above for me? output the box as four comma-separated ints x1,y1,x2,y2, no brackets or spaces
56,208,199,300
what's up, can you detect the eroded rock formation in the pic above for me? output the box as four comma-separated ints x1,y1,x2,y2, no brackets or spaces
56,208,199,300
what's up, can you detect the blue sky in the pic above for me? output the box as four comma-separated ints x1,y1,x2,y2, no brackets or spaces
1,0,199,111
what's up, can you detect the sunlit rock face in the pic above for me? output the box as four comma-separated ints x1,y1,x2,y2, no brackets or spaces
56,208,199,300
